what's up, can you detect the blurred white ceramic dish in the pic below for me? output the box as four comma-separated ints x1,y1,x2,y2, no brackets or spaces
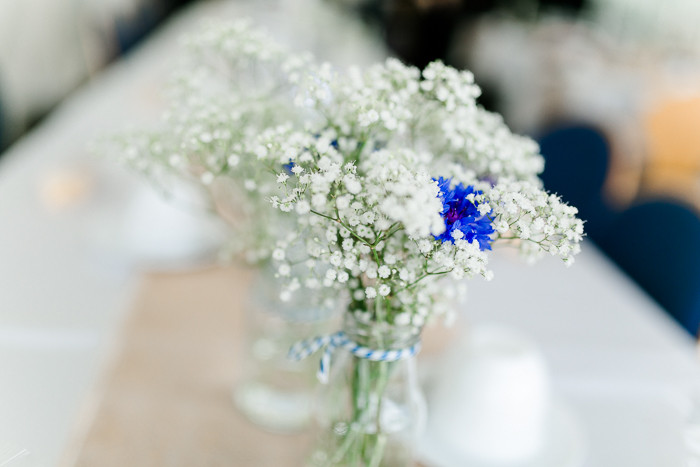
418,398,586,467
427,325,553,461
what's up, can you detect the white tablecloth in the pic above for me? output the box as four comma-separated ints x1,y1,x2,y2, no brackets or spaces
0,1,698,466
458,247,700,467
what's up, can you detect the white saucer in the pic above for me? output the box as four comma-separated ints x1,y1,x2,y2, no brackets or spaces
417,399,586,467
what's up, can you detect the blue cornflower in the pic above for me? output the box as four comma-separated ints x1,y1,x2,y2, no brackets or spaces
284,135,339,175
434,177,495,250
283,160,295,175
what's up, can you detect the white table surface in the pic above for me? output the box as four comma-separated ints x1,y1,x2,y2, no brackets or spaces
0,1,698,466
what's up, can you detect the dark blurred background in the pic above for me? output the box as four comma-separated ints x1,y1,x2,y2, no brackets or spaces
0,0,585,153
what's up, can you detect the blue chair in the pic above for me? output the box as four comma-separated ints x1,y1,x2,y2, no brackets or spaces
598,200,700,336
537,124,617,241
115,4,162,55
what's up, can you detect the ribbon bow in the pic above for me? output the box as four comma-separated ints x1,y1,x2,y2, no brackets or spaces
288,331,421,384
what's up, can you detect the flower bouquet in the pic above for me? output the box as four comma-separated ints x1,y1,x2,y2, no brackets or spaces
110,20,583,466
263,62,583,465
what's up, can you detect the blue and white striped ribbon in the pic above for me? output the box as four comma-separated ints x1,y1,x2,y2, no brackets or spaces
288,331,421,384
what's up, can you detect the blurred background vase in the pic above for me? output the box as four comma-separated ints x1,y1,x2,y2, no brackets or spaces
233,266,339,433
307,314,426,467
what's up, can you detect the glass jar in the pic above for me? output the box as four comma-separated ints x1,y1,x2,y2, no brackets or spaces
307,314,426,467
233,267,338,433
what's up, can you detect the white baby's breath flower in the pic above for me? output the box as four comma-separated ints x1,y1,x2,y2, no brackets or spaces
169,154,182,167
255,145,268,159
326,267,338,279
312,193,326,209
336,195,351,210
378,265,391,279
200,172,214,185
330,252,343,267
337,270,349,283
272,248,285,261
394,312,411,326
344,175,362,195
278,263,291,276
365,263,378,279
295,200,311,215
227,154,240,167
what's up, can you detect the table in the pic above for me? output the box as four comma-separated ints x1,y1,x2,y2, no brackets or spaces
0,1,698,466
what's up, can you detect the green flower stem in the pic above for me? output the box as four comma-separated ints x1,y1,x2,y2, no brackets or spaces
309,209,337,222
328,355,394,466
330,422,360,464
399,268,452,291
368,433,388,467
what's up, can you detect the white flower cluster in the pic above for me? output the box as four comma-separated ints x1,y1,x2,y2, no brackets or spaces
290,57,545,184
107,20,308,263
108,20,584,328
487,179,584,266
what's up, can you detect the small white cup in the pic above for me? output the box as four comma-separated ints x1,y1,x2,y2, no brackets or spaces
428,324,551,463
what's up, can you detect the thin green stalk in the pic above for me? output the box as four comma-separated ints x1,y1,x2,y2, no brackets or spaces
399,269,452,291
331,422,360,464
368,433,387,467
309,209,337,222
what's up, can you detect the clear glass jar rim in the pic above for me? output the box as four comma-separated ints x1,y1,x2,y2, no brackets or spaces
342,313,421,350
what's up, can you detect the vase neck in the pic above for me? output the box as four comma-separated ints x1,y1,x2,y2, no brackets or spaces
342,314,421,350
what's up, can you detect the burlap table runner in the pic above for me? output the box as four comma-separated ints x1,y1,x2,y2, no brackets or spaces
63,266,438,466
65,266,312,466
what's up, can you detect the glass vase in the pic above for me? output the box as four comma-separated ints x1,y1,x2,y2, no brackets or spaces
307,314,426,467
234,267,338,433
